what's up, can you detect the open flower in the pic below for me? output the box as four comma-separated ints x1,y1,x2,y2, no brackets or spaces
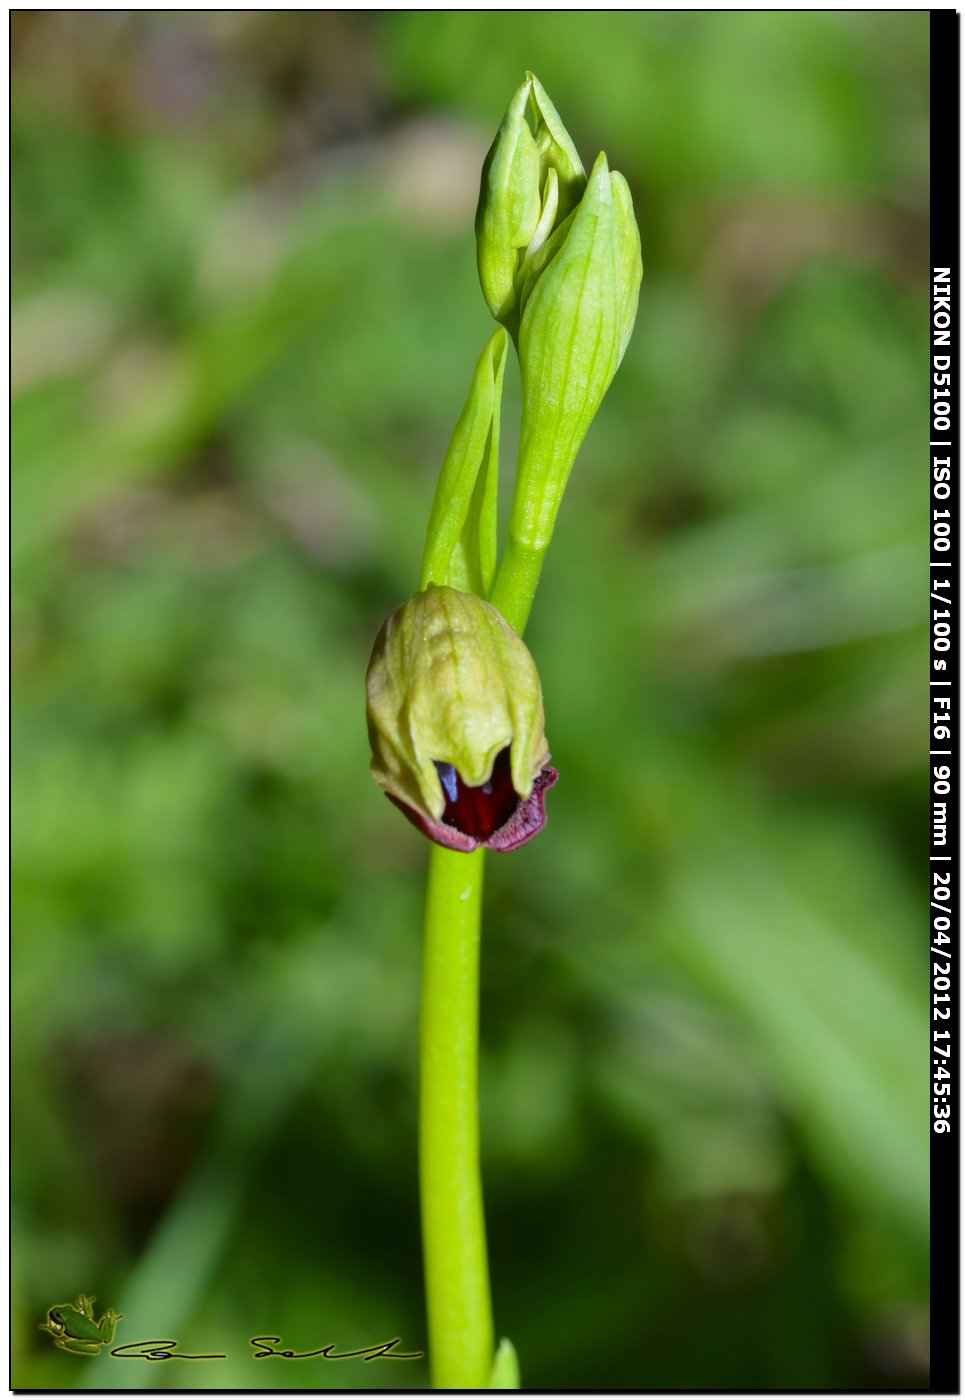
366,585,558,852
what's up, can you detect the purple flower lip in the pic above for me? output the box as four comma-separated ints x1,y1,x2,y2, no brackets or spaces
387,748,558,853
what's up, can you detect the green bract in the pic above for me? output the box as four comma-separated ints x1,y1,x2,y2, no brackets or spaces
366,585,549,825
511,151,641,554
421,328,508,598
476,72,587,334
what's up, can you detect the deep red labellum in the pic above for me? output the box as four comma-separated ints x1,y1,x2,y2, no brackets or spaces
386,747,558,853
436,750,520,842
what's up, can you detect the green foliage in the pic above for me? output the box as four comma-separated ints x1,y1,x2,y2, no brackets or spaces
12,11,928,1391
489,1336,520,1389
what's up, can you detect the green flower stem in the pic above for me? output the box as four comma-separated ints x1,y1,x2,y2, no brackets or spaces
417,543,546,1391
417,542,547,1389
420,844,493,1389
489,536,549,636
396,70,639,1394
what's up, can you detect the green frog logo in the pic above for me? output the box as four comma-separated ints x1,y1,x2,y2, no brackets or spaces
39,1295,122,1355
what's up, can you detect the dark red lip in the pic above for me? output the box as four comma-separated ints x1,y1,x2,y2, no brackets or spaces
436,748,521,842
387,749,558,853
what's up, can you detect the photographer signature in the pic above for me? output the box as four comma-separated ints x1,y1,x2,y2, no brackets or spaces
110,1336,423,1362
40,1295,422,1363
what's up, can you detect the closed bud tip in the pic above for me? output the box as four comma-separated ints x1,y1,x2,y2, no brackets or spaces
475,73,587,334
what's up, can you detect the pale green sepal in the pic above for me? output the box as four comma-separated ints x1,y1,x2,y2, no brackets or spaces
611,171,643,360
420,327,508,598
366,586,549,823
511,151,642,553
526,72,585,217
516,205,575,325
523,166,559,266
489,1337,520,1389
476,81,542,325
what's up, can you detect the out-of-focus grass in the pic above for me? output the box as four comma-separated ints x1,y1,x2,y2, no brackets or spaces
12,12,929,1391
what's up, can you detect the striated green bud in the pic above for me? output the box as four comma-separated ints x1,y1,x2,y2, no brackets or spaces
510,151,642,554
366,586,557,852
476,72,586,333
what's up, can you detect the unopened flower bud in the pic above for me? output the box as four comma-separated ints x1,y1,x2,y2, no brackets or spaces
476,72,586,333
511,151,642,552
366,585,557,852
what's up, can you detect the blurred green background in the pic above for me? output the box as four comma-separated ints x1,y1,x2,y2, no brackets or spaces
12,11,929,1391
